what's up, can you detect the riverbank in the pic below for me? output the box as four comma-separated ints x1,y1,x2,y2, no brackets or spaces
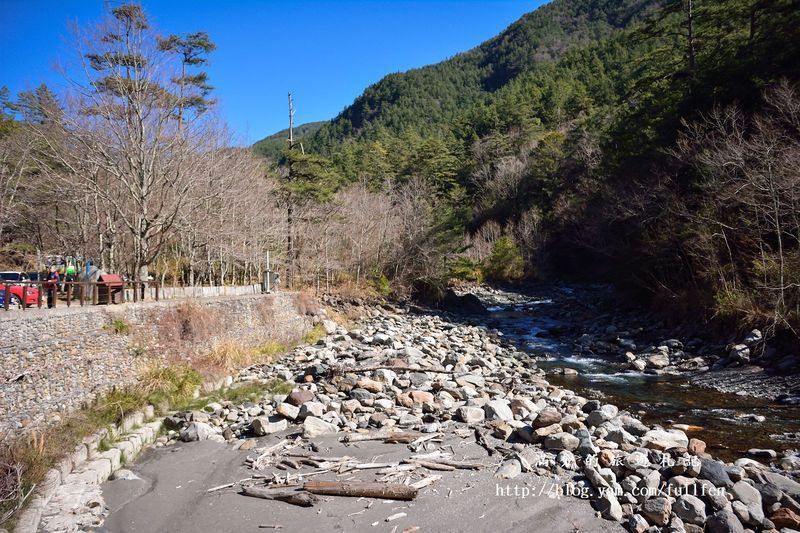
93,297,800,533
459,284,800,462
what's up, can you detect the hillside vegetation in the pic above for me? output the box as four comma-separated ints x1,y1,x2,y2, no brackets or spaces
256,0,800,337
253,120,327,161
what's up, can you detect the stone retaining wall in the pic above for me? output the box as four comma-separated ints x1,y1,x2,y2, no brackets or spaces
0,292,309,437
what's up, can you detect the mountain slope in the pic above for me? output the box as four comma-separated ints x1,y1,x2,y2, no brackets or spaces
253,120,327,161
311,0,656,149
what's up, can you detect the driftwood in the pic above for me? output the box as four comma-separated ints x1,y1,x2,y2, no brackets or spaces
340,429,421,444
337,365,456,375
303,480,418,501
410,475,442,489
474,427,495,456
385,432,424,444
241,486,319,507
402,459,455,471
432,458,482,470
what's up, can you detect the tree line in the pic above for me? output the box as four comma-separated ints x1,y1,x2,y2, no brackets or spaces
275,0,800,334
0,4,450,293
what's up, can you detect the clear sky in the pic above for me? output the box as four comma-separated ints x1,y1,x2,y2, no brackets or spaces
0,0,544,144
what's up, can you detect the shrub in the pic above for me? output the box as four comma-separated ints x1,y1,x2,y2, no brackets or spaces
110,319,130,335
370,270,391,296
294,291,320,316
482,235,524,282
139,365,202,409
450,257,483,282
302,324,326,345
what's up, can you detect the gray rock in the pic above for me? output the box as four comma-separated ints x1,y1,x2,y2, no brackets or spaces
586,404,618,426
595,490,624,521
556,450,578,470
110,468,140,481
494,459,522,479
297,401,325,420
706,509,744,533
642,496,672,526
349,388,375,401
742,329,762,347
180,422,214,442
642,428,689,450
303,416,337,438
543,432,580,451
483,399,514,421
628,514,649,533
699,458,734,488
276,402,300,420
456,405,485,424
674,494,707,525
646,353,670,369
251,417,288,436
728,344,750,364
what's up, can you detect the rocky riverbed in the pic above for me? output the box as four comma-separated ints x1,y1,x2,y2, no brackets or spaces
91,295,800,533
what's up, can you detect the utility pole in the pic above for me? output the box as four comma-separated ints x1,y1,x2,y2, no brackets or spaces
286,92,295,288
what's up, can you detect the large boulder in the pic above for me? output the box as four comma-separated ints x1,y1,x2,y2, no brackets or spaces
642,429,689,450
440,289,487,315
303,416,338,438
543,432,579,451
674,494,707,526
251,417,288,436
706,509,744,533
699,459,734,489
456,406,485,425
483,400,514,421
642,497,672,526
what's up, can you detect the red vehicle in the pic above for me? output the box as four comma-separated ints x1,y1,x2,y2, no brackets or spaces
0,272,40,307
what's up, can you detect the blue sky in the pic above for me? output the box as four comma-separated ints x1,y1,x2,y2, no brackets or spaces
0,0,544,144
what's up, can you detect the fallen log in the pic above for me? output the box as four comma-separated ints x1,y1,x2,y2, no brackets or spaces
303,480,418,501
241,486,318,507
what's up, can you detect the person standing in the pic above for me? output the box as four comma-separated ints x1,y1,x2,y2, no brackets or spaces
45,266,60,308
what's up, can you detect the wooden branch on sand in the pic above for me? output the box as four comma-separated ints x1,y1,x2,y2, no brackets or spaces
340,429,422,444
303,480,418,501
241,486,319,507
337,365,455,375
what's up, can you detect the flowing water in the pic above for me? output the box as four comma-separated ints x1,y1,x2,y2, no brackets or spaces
477,290,800,463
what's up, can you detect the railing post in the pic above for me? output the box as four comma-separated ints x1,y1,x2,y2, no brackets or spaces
21,284,26,311
36,282,42,308
155,282,159,301
121,282,127,303
79,283,85,306
107,283,111,305
132,282,138,303
4,283,10,311
66,283,72,307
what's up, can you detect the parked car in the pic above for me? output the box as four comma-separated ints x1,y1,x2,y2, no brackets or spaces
0,271,29,283
0,287,21,309
0,272,39,306
27,271,40,282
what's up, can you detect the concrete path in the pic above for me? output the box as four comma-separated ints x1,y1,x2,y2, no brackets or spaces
102,432,623,533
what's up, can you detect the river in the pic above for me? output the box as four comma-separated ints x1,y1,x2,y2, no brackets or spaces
470,285,800,463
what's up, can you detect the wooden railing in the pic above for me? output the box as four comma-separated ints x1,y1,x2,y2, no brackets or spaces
1,280,160,311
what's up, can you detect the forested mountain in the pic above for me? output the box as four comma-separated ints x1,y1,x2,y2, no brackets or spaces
311,0,655,147
255,0,800,336
253,120,327,161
